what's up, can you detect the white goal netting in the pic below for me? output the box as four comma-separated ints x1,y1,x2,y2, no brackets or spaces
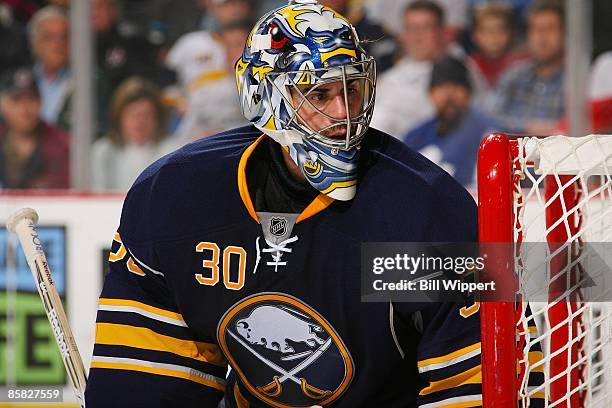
511,135,612,408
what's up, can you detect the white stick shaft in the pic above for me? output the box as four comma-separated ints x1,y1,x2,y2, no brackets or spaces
8,211,87,407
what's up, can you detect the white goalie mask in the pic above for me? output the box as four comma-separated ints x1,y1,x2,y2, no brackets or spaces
235,0,377,200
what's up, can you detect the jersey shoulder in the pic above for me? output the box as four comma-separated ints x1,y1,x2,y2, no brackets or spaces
360,127,477,240
363,127,469,196
119,125,261,244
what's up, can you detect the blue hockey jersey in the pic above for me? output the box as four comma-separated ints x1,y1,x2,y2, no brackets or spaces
85,125,483,407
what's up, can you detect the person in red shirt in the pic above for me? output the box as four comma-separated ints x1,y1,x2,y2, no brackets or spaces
470,3,528,88
0,67,70,189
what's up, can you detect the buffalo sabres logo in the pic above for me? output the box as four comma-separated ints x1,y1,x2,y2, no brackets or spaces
269,217,287,237
217,293,354,407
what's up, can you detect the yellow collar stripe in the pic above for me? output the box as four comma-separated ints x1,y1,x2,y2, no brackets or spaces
237,135,267,223
238,136,335,224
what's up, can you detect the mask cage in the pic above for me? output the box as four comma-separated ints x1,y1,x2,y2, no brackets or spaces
264,58,377,150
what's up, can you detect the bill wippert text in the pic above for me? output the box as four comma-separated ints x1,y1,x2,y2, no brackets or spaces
372,279,496,293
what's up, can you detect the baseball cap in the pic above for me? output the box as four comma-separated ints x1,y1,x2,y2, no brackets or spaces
0,68,39,96
429,56,472,91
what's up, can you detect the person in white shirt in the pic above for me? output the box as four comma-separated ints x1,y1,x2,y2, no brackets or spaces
370,1,446,137
91,77,179,191
371,0,485,138
172,19,251,141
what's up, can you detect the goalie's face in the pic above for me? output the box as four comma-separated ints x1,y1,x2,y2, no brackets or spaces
276,60,376,150
290,79,365,140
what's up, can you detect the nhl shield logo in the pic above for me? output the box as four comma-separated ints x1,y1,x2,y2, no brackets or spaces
217,293,354,407
269,217,287,237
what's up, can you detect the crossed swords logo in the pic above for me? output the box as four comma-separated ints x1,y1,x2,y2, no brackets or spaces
228,330,334,400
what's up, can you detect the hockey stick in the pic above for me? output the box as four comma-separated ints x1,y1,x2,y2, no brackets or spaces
6,208,87,407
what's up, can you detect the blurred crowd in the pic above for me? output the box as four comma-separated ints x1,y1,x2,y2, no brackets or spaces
1,0,612,191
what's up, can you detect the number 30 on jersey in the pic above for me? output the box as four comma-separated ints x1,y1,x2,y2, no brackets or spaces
194,242,246,290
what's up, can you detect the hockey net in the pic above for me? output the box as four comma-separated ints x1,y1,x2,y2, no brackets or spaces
478,134,612,407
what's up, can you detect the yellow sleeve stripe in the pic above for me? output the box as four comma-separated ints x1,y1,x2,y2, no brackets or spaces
95,323,227,367
440,401,482,408
99,298,185,322
419,365,481,396
527,351,544,373
90,356,225,391
436,400,482,408
418,342,481,369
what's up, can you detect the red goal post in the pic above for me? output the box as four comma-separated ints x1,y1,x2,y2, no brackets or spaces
477,133,612,407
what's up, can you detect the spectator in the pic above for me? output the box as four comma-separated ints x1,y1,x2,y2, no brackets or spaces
175,19,249,141
28,6,71,129
370,1,447,137
91,77,177,191
319,0,399,73
0,68,70,189
165,0,251,90
0,4,33,77
94,0,161,92
587,51,612,133
470,3,528,89
164,1,253,136
372,0,445,137
29,5,114,135
364,0,469,43
164,30,225,94
491,0,565,134
468,0,534,34
403,56,499,186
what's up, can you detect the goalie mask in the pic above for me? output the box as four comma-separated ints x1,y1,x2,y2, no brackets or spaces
236,0,376,201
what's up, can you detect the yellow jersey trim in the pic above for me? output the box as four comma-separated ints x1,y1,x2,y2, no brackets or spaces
418,342,481,368
95,322,226,367
419,365,482,396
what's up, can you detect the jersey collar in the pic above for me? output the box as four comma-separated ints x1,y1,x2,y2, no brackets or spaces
237,135,334,224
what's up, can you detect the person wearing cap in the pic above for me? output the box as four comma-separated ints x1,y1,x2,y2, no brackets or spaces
0,67,70,189
402,56,500,187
